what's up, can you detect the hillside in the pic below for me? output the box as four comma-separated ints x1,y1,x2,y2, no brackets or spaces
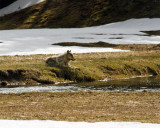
0,0,160,29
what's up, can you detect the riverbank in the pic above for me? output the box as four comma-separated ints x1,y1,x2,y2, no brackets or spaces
0,91,159,123
1,45,160,86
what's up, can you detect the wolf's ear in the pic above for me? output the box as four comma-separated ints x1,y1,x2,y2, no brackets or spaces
67,50,71,53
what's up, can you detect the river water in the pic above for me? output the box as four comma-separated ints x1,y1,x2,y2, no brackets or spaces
0,76,160,94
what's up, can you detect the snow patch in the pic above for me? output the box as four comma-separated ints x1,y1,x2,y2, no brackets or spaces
0,120,160,128
0,18,160,55
0,0,45,17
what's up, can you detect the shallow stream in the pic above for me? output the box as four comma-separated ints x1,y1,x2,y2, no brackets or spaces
1,76,160,94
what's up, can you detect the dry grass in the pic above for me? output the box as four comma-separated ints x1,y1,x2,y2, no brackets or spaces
73,50,159,59
0,50,160,122
0,91,160,123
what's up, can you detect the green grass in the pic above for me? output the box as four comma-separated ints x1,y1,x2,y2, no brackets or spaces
1,51,160,85
0,54,101,84
77,52,160,77
0,0,160,29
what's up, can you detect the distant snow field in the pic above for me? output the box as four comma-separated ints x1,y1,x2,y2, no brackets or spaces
0,18,160,55
0,120,160,128
0,0,45,17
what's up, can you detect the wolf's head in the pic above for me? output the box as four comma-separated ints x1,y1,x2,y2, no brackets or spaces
66,50,75,61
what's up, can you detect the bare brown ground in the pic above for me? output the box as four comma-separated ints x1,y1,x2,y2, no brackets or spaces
0,91,160,123
53,42,157,51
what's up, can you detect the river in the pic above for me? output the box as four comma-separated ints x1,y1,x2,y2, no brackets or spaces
0,76,160,94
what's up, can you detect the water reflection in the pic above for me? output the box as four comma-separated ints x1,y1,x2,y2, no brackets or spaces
77,75,160,92
0,76,160,93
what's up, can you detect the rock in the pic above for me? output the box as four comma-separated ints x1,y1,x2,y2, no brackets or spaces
1,81,9,87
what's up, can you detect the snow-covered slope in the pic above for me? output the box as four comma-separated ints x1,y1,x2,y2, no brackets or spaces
0,0,45,17
0,120,160,128
0,18,160,56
